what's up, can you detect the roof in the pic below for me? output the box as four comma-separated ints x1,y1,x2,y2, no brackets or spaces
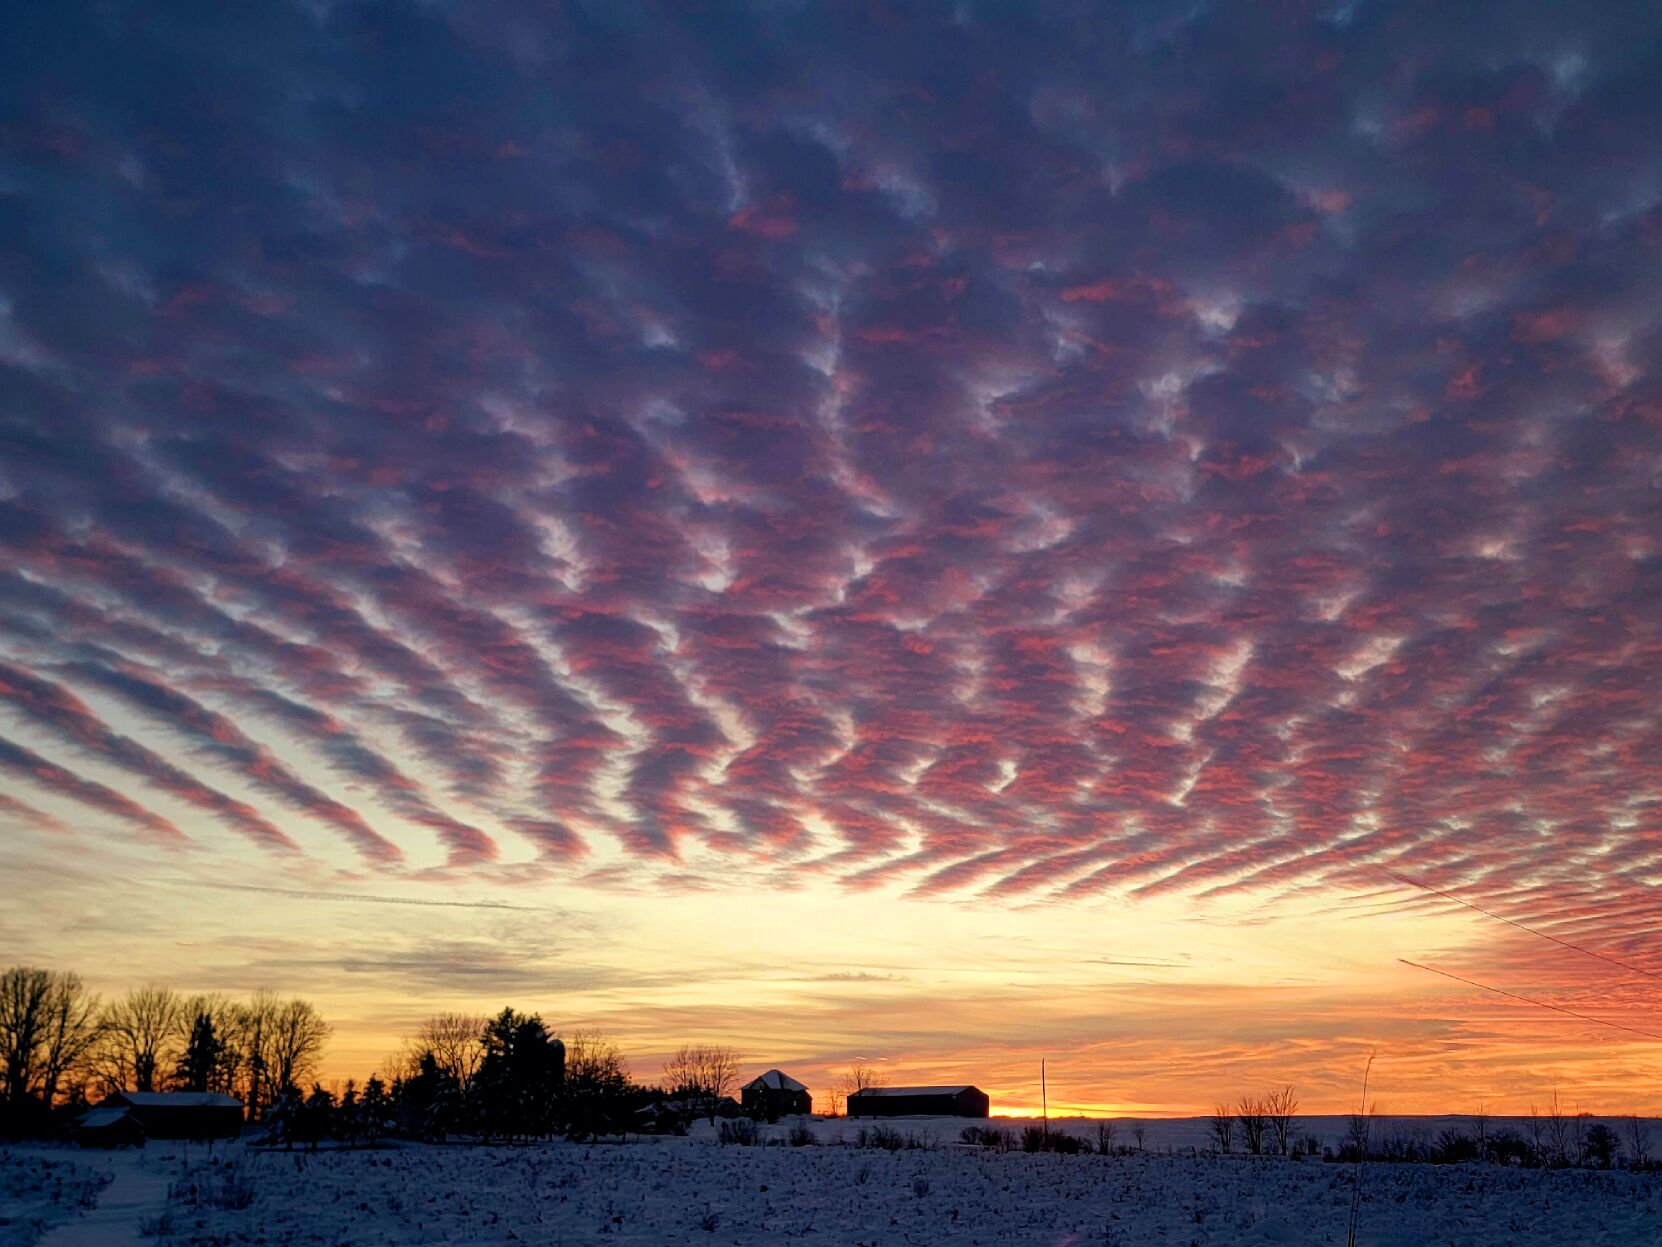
849,1085,978,1097
743,1069,808,1092
108,1091,244,1109
78,1107,137,1129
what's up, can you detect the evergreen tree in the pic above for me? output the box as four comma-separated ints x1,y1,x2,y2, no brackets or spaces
475,1008,563,1142
175,1011,225,1093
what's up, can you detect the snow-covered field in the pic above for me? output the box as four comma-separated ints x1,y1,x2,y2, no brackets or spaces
0,1148,108,1246
23,1118,1650,1247
11,1117,1660,1246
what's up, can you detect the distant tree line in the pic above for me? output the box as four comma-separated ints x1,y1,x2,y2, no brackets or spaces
0,966,326,1136
1337,1091,1655,1171
1198,1082,1656,1172
328,1012,743,1146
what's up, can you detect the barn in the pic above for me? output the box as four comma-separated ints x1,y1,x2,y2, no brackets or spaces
740,1069,811,1119
102,1091,244,1140
847,1085,990,1118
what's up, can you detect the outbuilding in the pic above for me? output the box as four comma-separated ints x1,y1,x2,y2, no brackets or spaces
75,1105,147,1148
847,1085,990,1118
102,1091,244,1141
740,1069,812,1119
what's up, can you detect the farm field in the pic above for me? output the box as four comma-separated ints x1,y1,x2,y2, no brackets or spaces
13,1119,1660,1247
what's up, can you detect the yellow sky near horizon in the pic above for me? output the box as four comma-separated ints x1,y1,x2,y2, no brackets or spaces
7,820,1658,1118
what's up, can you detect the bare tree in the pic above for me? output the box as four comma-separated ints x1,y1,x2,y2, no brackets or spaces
836,1059,888,1107
1344,1104,1374,1159
414,1013,486,1091
0,967,95,1106
1237,1094,1268,1156
1096,1119,1118,1153
1265,1085,1299,1155
266,996,330,1098
1625,1114,1651,1169
1208,1102,1236,1153
1526,1103,1544,1166
1132,1122,1147,1152
1545,1090,1570,1167
662,1043,741,1122
564,1028,629,1085
36,972,100,1104
95,985,185,1093
238,990,276,1117
1472,1100,1489,1164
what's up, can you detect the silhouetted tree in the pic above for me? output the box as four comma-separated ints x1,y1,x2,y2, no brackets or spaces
475,1008,564,1142
295,1083,335,1151
175,1010,227,1093
1265,1086,1299,1155
1237,1094,1267,1156
836,1060,887,1108
1584,1122,1619,1169
95,985,185,1093
267,996,330,1104
361,1074,390,1144
1,967,100,1124
399,1050,461,1140
1625,1115,1652,1169
662,1044,740,1123
562,1028,632,1142
398,1013,486,1093
1209,1103,1235,1153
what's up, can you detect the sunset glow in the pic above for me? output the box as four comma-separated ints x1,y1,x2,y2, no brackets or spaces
3,1,1661,1119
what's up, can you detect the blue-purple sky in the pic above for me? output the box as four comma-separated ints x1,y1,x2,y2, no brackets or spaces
2,1,1660,1112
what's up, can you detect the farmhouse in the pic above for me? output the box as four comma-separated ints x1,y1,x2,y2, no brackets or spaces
740,1069,811,1118
847,1085,990,1118
101,1091,244,1140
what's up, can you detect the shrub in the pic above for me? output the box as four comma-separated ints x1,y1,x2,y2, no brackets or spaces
961,1125,1015,1151
859,1125,899,1150
1021,1126,1086,1155
787,1123,816,1147
718,1118,760,1146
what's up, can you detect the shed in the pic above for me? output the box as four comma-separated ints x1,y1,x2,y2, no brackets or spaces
740,1069,812,1119
75,1106,147,1148
847,1085,990,1118
103,1091,244,1140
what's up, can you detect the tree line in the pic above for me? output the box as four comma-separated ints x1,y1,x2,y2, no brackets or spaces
1,966,326,1135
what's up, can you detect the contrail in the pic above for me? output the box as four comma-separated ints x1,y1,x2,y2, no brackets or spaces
1399,959,1662,1043
159,879,542,911
1385,871,1662,982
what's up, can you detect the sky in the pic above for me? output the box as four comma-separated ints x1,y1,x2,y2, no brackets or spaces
2,0,1660,1117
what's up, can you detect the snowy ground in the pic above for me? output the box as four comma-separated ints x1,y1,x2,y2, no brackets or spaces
0,1147,109,1246
85,1119,1661,1247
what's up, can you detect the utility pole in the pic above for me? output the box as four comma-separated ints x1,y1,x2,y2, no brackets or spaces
1041,1058,1048,1142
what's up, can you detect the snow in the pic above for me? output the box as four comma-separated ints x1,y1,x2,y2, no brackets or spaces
74,1119,1660,1247
4,1143,215,1247
0,1147,108,1246
743,1070,807,1092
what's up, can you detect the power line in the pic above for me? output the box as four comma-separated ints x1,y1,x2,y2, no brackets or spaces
1385,871,1662,983
1399,958,1662,1043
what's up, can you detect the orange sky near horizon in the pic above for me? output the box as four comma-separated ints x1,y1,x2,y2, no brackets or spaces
7,830,1658,1118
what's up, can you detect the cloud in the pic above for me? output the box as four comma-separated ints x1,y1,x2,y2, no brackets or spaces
0,0,1658,1000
